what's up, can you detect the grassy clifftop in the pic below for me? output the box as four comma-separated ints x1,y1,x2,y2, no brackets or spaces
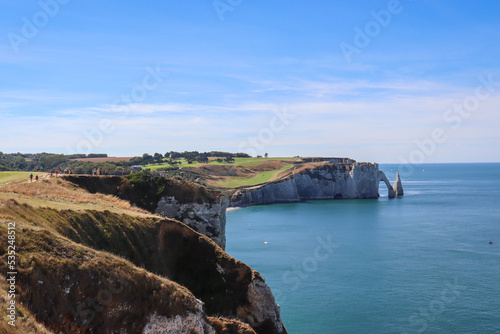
63,173,221,212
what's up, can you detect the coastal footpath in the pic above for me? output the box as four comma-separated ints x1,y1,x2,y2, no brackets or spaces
231,162,403,206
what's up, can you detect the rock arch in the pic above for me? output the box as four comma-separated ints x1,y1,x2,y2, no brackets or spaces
378,171,396,198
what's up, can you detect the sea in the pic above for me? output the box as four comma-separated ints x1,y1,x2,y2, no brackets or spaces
226,163,500,334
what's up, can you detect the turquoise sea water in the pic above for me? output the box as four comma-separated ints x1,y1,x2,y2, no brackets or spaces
226,164,500,334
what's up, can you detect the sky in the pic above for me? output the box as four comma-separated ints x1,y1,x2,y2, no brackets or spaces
1,0,499,163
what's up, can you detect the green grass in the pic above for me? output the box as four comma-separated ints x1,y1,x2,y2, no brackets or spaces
217,164,294,188
144,157,295,170
0,171,44,186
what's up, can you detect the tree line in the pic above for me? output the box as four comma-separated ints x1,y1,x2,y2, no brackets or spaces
129,151,250,166
0,151,251,173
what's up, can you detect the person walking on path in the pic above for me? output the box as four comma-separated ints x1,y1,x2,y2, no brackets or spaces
35,175,39,181
30,173,33,182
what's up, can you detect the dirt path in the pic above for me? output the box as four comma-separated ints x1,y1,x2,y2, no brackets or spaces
23,173,51,184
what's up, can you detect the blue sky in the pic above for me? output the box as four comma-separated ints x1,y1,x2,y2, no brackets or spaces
1,0,499,162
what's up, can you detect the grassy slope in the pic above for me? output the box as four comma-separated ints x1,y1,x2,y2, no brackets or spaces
0,215,199,333
0,171,47,186
0,177,150,216
217,165,294,188
0,177,262,333
0,277,55,334
146,157,295,170
145,157,301,191
0,198,255,320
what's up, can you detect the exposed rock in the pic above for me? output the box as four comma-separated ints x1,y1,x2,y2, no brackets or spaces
143,301,216,334
393,172,404,196
231,162,397,206
156,195,229,249
237,272,285,334
208,317,257,334
144,313,214,334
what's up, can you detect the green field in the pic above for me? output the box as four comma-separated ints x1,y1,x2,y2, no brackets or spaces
217,165,294,188
144,157,295,170
0,171,43,186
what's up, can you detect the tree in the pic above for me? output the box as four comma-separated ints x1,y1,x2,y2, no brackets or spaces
167,159,180,167
265,153,268,158
224,156,235,164
154,153,164,162
142,153,154,164
197,156,209,164
170,151,182,159
13,156,26,169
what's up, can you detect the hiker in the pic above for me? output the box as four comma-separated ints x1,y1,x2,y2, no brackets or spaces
30,173,33,182
50,170,53,177
35,175,39,181
55,170,58,177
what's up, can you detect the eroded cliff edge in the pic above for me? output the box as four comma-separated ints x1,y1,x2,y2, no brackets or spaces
0,176,287,334
64,174,229,250
231,162,401,206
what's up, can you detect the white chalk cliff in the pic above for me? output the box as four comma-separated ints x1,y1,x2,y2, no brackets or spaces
156,195,229,250
393,172,404,196
231,162,402,206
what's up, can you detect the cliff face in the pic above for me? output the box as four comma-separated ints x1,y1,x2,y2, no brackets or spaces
0,197,283,333
231,163,399,206
156,195,229,250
